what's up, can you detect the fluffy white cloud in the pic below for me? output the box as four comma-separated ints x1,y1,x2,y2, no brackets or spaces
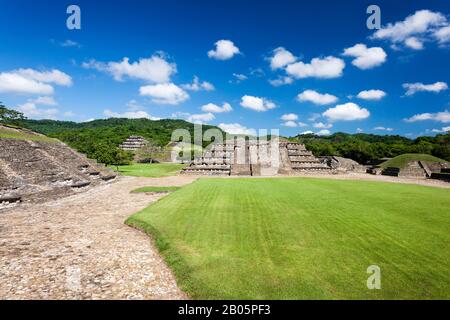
201,102,232,113
374,126,394,132
404,110,450,123
313,122,333,129
83,53,176,83
16,102,58,119
316,129,331,136
282,121,298,128
240,95,276,112
103,109,160,120
182,76,215,91
372,10,447,49
208,40,240,60
281,113,298,121
299,130,314,135
323,102,370,121
286,56,345,79
269,76,294,87
357,89,386,100
0,68,72,95
268,47,297,70
187,112,215,124
434,25,450,44
60,40,81,48
403,82,448,96
343,44,387,69
139,83,189,105
297,90,338,105
404,37,424,50
218,123,256,136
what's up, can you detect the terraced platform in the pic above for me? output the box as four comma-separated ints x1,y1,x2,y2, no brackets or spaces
182,139,331,176
0,126,117,208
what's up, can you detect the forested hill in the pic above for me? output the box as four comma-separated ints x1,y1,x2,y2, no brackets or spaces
20,118,223,160
292,132,450,163
17,118,450,164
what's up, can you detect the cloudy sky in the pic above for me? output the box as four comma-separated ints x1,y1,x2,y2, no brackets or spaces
1,0,449,137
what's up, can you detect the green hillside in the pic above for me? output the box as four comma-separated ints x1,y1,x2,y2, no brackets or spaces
381,153,448,169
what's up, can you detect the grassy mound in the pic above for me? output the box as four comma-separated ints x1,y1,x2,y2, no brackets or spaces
131,186,181,193
115,163,186,178
381,153,447,169
0,126,57,142
127,178,450,299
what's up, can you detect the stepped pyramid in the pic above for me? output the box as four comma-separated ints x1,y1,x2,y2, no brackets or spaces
0,125,116,208
182,139,331,176
119,136,148,151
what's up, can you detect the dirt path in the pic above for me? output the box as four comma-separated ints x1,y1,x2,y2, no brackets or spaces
0,175,196,300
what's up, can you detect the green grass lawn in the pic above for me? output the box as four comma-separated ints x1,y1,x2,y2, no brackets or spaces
127,178,450,300
381,153,447,169
132,186,181,193
115,163,186,178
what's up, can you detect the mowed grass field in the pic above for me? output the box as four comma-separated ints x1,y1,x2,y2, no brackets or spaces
115,163,186,178
126,178,450,299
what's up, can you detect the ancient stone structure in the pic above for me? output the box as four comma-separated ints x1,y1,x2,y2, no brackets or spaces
119,136,148,152
181,139,331,176
321,156,367,174
0,127,117,209
381,160,449,179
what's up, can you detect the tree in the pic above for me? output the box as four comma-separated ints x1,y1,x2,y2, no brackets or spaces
0,103,26,125
92,143,133,170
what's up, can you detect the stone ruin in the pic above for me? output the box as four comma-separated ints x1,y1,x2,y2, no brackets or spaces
0,126,117,209
181,139,331,176
119,136,148,152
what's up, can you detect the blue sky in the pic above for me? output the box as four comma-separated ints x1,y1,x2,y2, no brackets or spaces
1,0,449,137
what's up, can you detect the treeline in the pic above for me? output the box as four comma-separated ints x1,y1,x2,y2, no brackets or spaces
20,117,222,161
292,132,450,164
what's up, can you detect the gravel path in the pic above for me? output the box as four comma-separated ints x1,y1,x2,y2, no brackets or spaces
0,175,196,300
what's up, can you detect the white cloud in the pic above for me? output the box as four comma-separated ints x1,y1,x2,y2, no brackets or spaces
281,113,298,121
208,40,240,60
323,102,370,121
313,122,333,129
404,37,424,50
434,25,450,44
403,81,448,96
83,53,176,83
201,102,232,113
297,90,338,105
0,68,72,95
268,47,297,70
282,121,298,128
187,113,215,124
103,109,160,120
404,110,450,123
343,44,387,69
240,95,276,112
31,96,58,106
139,83,189,105
61,40,81,48
298,122,308,127
316,129,331,136
356,128,364,133
63,111,75,117
374,126,394,132
16,102,58,119
182,76,215,91
286,56,345,79
372,10,448,49
356,89,386,100
218,123,256,136
299,130,314,135
126,99,144,111
269,76,294,87
232,73,248,82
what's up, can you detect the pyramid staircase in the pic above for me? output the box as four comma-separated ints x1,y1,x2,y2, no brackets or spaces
182,140,331,176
